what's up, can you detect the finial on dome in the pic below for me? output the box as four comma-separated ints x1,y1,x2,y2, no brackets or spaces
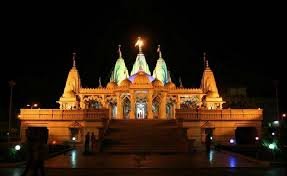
118,44,122,58
179,77,183,88
157,45,162,58
99,77,102,88
135,37,144,53
72,52,76,67
203,52,209,68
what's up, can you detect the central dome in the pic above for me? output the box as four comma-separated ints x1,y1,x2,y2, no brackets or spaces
128,70,153,85
129,70,154,85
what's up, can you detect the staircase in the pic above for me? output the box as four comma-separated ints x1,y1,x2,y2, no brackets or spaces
101,120,188,153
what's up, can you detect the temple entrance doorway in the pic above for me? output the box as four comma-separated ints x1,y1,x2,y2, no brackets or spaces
69,121,82,142
136,101,147,119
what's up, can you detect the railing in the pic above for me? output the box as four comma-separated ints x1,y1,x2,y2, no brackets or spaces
19,109,109,121
176,109,263,121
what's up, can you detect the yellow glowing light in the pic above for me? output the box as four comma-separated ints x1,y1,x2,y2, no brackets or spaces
135,37,144,48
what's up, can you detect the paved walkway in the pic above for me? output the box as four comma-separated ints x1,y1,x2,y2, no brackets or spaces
44,148,268,168
0,147,285,176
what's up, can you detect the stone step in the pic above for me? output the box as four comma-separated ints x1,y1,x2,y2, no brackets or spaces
100,120,187,153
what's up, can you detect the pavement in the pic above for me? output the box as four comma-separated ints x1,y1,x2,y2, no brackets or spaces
0,146,285,176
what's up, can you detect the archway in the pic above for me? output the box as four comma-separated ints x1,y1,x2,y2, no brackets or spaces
86,100,102,109
166,103,173,119
122,97,131,119
136,99,147,119
152,96,160,119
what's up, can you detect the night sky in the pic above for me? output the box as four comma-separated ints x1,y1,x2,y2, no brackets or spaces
0,2,286,120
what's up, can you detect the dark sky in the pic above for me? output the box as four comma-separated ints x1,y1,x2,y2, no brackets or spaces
1,1,286,120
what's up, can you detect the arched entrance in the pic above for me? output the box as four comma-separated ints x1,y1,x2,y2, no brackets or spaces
87,100,102,109
152,96,160,119
111,104,117,119
166,103,173,119
136,100,147,119
122,97,131,119
69,121,82,142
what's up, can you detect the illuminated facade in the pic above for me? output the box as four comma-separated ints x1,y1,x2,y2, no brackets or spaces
19,38,262,146
58,42,225,119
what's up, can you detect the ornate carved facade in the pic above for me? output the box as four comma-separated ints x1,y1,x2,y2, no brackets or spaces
58,42,225,120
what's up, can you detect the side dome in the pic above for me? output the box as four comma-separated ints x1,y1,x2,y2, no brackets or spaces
207,91,219,98
165,81,176,89
106,81,117,89
133,71,152,85
119,78,131,87
152,78,164,87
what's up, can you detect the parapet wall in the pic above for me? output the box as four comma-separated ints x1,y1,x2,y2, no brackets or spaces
176,109,263,121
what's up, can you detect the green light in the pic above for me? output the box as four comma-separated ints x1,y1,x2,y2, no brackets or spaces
268,143,275,150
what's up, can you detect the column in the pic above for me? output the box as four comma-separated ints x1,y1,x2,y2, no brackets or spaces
116,93,123,119
147,91,153,119
79,95,85,109
172,105,176,119
176,95,181,109
101,95,107,108
159,92,167,119
130,90,135,119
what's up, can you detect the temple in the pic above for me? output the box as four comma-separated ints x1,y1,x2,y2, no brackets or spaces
19,38,263,149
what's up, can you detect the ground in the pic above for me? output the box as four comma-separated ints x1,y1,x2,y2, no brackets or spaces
0,146,285,176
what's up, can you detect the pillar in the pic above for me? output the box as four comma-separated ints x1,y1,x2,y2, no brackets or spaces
147,91,153,119
159,92,167,119
176,95,181,109
116,93,123,119
130,90,135,119
79,95,85,109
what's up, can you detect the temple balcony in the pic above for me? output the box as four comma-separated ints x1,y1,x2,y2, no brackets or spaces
19,109,109,121
176,109,263,121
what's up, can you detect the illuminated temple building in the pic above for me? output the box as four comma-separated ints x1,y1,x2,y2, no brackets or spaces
19,38,263,148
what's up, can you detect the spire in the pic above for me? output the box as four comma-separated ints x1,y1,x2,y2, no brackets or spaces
112,46,130,85
72,52,76,67
200,55,219,97
179,77,183,88
135,37,144,54
157,45,162,58
203,52,209,68
118,44,122,58
131,37,151,75
99,77,102,88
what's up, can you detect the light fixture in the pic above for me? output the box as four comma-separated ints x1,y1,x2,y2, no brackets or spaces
268,143,275,150
15,145,21,151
